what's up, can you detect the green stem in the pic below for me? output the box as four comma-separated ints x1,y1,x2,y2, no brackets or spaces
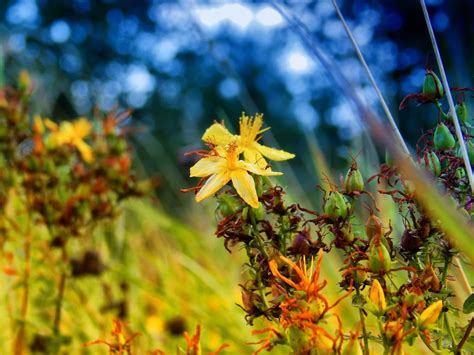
444,312,457,349
249,209,269,260
421,333,441,354
14,229,32,355
53,245,68,336
434,101,449,120
256,270,271,311
355,286,370,355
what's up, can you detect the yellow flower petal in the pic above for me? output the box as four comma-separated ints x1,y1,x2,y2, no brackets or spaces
202,123,234,146
74,117,93,139
195,172,230,202
243,148,267,168
190,157,225,177
256,142,295,161
369,279,386,314
76,140,94,162
44,118,59,131
33,115,44,134
419,300,443,328
230,169,259,208
59,122,75,143
239,113,263,144
239,161,282,176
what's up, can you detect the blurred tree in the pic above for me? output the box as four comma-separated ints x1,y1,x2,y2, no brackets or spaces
1,0,472,212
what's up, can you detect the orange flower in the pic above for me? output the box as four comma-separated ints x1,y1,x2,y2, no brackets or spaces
84,319,140,354
264,250,351,353
268,249,326,302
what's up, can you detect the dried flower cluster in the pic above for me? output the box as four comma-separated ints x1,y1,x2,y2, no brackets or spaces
0,72,152,354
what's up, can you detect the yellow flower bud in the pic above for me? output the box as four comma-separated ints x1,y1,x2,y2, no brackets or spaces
19,70,32,92
369,279,386,315
418,300,443,328
33,115,44,134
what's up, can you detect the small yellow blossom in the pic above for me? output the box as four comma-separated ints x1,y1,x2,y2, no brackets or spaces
369,279,387,315
32,115,44,134
202,113,295,168
418,300,443,328
44,118,94,162
190,143,281,208
18,70,32,91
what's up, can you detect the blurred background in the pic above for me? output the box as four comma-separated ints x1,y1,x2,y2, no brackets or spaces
1,0,473,212
1,0,473,352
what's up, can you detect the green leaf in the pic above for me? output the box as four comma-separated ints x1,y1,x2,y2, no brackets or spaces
463,293,474,314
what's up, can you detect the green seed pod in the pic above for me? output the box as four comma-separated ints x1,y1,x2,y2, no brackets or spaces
368,242,391,274
344,168,364,193
353,268,367,287
324,191,350,221
468,141,474,165
422,70,444,99
423,152,441,177
217,194,241,217
341,225,355,242
365,214,383,240
455,167,466,180
251,203,265,221
434,123,455,150
456,102,468,125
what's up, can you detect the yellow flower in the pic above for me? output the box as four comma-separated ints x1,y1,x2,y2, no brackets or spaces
418,300,443,328
32,115,44,134
369,279,386,315
190,143,281,208
44,118,94,162
202,113,295,168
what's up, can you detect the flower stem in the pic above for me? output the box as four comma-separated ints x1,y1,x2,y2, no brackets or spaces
13,230,31,355
355,286,370,355
53,245,68,336
444,312,457,348
249,209,269,260
457,317,474,353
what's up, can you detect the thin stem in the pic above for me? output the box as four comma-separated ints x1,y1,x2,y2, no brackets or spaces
419,0,474,194
421,334,442,354
53,245,68,336
457,317,474,353
13,230,32,355
444,312,457,348
249,209,269,260
331,0,410,156
355,286,370,355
